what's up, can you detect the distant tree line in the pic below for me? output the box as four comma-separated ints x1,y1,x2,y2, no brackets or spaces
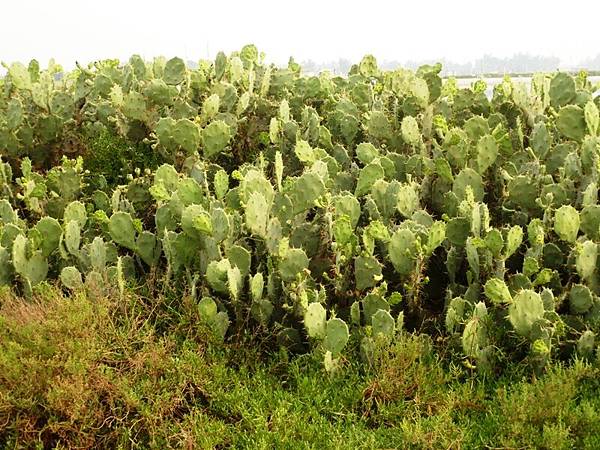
300,53,600,76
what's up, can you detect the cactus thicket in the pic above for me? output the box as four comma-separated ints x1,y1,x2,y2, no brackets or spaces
1,48,599,371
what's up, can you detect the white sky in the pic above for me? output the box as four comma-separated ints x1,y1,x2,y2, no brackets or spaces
2,0,599,68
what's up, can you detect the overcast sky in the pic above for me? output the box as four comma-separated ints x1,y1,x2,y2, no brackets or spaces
2,0,599,68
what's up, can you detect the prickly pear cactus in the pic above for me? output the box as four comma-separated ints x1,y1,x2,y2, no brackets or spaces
401,116,421,146
198,296,229,341
245,192,269,238
12,234,48,287
163,57,186,85
371,309,395,339
396,183,419,218
323,318,349,356
388,228,418,276
64,220,81,256
4,48,600,373
554,205,579,243
462,314,487,359
35,217,62,257
202,120,231,158
304,302,327,339
173,119,201,155
279,248,309,282
476,135,498,173
577,330,596,357
60,266,83,290
109,212,137,250
354,255,382,291
570,284,593,315
549,72,575,108
484,278,512,305
576,241,597,281
453,168,484,202
508,290,545,339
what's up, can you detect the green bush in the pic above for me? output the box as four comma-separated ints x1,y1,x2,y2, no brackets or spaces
83,128,163,186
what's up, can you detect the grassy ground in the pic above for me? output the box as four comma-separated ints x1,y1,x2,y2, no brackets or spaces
1,287,600,449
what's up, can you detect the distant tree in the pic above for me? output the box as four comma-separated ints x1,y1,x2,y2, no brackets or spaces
296,53,598,77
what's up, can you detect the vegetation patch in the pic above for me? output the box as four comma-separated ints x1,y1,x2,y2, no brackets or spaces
1,47,600,448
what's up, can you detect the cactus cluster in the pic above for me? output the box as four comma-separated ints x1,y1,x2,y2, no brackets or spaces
2,48,600,371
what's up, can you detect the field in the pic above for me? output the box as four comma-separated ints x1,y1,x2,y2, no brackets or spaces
1,46,600,448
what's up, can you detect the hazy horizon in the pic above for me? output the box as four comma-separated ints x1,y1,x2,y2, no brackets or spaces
3,0,600,74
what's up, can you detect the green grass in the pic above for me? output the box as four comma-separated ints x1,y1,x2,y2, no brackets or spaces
1,287,600,449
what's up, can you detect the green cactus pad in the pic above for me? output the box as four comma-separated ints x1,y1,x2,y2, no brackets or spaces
12,234,48,286
213,169,229,200
484,278,512,304
227,245,251,278
508,290,545,338
250,272,264,302
109,212,137,250
227,266,243,301
211,208,231,242
122,91,147,121
476,135,499,173
289,172,325,214
163,57,186,85
180,204,206,238
556,105,586,142
401,116,421,146
354,255,382,291
453,168,484,202
304,302,327,339
323,318,349,356
445,297,467,333
549,73,576,108
388,228,418,276
355,162,384,197
250,298,273,324
173,119,201,155
580,205,600,240
396,182,420,219
368,111,392,141
462,315,487,359
503,225,523,259
245,192,269,238
35,217,62,257
0,247,13,285
144,79,177,105
585,101,599,136
355,143,380,165
576,240,597,281
362,294,390,326
155,118,177,152
136,232,160,266
333,195,361,229
202,94,221,119
89,237,107,271
554,205,580,243
198,296,218,320
425,221,446,255
279,248,309,282
64,220,81,256
570,284,594,315
372,309,395,339
63,201,87,228
577,330,596,357
206,259,231,295
202,120,231,158
294,140,315,164
60,266,83,290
